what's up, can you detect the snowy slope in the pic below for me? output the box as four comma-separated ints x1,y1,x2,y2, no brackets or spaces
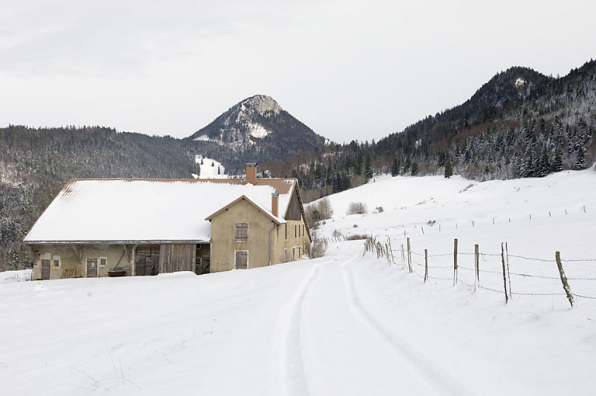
193,155,226,178
2,170,596,395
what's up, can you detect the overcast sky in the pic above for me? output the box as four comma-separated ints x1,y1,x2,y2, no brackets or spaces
1,0,595,143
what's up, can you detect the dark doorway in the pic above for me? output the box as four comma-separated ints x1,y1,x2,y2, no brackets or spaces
41,260,51,280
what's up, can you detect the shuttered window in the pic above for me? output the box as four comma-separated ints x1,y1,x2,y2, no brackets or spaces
236,223,248,241
235,251,248,269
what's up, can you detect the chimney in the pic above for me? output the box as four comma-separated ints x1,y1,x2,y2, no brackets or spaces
246,163,257,185
271,193,279,217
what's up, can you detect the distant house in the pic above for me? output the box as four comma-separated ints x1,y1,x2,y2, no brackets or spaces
23,164,311,280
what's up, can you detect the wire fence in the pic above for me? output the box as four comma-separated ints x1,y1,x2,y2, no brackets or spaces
399,205,590,238
363,235,596,306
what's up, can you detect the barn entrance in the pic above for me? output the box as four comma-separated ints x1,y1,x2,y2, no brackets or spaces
195,244,211,275
87,259,98,277
41,260,51,280
135,245,160,276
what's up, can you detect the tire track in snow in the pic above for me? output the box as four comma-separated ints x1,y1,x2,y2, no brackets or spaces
270,258,336,396
342,264,473,396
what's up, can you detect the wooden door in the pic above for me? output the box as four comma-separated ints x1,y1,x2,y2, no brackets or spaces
41,260,51,280
202,257,210,274
87,259,98,278
235,251,248,269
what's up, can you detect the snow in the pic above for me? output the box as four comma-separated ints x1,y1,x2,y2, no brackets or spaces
515,77,526,87
248,122,271,139
192,134,211,142
0,269,31,283
24,179,289,243
193,155,226,178
3,169,596,395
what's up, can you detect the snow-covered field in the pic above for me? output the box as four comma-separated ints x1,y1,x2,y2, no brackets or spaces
1,169,595,395
192,155,226,178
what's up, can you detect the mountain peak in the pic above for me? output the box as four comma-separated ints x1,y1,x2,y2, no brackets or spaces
187,95,327,163
238,95,282,117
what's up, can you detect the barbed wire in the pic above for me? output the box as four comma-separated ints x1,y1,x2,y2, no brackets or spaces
480,252,502,258
428,253,453,258
478,285,505,294
511,291,567,297
508,271,559,280
458,279,474,288
427,275,453,281
562,258,596,262
508,254,554,263
571,292,596,300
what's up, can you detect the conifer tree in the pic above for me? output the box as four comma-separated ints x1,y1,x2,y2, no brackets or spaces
444,161,453,178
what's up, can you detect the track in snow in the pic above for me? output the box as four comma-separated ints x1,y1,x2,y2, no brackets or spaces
342,264,473,396
273,255,472,396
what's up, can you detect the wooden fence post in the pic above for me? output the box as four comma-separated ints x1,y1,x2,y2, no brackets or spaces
501,243,509,303
505,242,512,298
555,251,574,307
453,239,458,285
400,244,406,269
424,249,428,283
407,237,412,273
387,236,396,265
474,244,480,290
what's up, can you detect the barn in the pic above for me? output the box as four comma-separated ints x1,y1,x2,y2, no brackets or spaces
23,164,311,280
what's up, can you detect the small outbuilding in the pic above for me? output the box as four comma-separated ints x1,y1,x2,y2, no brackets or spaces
23,164,311,280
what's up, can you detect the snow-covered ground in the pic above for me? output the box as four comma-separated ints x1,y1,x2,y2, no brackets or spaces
0,269,31,283
192,155,226,178
1,169,595,395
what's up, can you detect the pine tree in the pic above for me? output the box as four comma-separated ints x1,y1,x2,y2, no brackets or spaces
553,148,563,172
444,161,453,178
573,147,586,170
391,158,400,177
411,162,419,176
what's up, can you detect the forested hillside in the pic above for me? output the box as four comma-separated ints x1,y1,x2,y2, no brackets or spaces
0,126,196,271
266,60,596,202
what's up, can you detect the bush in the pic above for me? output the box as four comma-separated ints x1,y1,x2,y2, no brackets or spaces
346,234,367,241
347,202,368,215
310,238,328,258
305,197,334,228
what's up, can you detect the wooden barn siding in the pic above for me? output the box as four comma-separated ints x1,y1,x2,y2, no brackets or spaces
136,245,161,276
159,244,196,273
286,192,302,220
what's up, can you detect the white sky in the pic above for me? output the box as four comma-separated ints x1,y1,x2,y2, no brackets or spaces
1,0,595,143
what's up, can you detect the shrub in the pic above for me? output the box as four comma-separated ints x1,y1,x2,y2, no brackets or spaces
346,234,367,241
347,202,368,215
310,238,328,258
305,197,334,229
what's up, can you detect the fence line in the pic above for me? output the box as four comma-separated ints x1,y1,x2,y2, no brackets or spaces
363,235,596,307
399,205,590,237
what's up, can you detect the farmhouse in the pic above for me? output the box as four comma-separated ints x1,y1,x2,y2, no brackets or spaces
23,164,311,280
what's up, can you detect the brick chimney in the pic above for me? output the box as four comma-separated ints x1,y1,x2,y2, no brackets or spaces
271,193,279,217
246,163,257,185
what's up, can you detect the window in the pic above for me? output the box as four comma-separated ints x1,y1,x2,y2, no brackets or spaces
295,225,297,238
99,257,107,267
236,223,248,241
235,251,248,269
285,224,288,239
53,255,60,267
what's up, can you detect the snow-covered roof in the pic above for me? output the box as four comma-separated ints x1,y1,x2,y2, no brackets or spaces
24,178,296,243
